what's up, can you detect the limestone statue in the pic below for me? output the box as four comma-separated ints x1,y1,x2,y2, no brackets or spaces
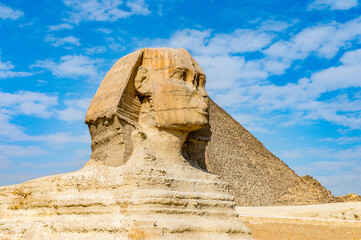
85,48,209,168
0,48,252,239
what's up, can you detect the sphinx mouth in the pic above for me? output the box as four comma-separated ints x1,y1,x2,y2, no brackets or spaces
199,110,209,116
187,108,208,116
191,106,209,116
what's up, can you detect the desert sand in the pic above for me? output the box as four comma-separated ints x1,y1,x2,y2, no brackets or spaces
237,202,361,240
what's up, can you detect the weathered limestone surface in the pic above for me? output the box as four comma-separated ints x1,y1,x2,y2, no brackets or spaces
0,48,252,239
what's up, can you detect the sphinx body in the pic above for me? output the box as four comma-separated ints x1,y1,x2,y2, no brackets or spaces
0,48,252,240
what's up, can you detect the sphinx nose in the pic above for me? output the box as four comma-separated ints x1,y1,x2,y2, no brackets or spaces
198,87,208,98
197,92,209,108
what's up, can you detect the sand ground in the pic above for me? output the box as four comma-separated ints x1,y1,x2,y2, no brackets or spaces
236,202,361,240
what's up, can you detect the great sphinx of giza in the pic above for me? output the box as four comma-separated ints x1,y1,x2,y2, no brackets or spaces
0,48,252,239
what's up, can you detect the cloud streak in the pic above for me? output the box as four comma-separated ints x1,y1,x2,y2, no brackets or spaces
48,23,73,31
0,91,58,118
34,55,101,80
45,35,81,47
0,91,90,146
308,0,358,10
0,54,32,79
0,3,23,20
57,98,92,121
63,0,150,23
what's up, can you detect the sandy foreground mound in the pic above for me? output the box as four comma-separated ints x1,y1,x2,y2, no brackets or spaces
237,202,361,240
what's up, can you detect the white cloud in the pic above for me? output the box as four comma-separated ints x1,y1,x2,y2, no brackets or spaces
233,113,276,134
106,37,126,52
0,91,87,144
263,17,361,74
309,0,358,10
280,147,334,160
0,116,89,144
319,136,361,144
0,58,13,70
0,112,90,144
17,158,88,169
340,48,361,65
0,54,32,79
64,0,150,23
279,149,306,159
0,172,57,187
0,112,29,141
281,145,361,168
34,55,101,80
85,46,107,55
335,145,361,160
149,29,211,53
147,28,275,56
0,91,90,144
48,23,74,31
0,91,58,118
313,160,359,171
0,3,23,20
44,34,81,47
57,98,92,121
36,79,48,85
126,0,150,14
96,28,112,34
0,145,48,157
196,55,267,91
0,155,10,168
207,30,275,54
259,19,293,32
57,108,85,121
225,48,361,129
31,132,90,145
0,71,32,78
0,91,59,142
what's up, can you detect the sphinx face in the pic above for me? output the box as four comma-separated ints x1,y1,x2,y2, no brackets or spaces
135,49,210,132
149,66,209,131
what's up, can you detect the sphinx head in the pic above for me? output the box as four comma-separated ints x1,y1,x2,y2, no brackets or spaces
85,48,209,166
135,48,209,132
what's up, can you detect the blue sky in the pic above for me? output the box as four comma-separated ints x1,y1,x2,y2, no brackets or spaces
1,0,361,196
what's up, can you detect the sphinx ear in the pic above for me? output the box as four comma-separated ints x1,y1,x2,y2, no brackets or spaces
134,66,151,96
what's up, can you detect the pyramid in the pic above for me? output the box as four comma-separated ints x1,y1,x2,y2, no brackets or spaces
184,100,337,206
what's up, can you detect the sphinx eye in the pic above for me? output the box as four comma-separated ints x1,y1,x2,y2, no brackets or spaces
198,75,206,88
172,68,186,81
